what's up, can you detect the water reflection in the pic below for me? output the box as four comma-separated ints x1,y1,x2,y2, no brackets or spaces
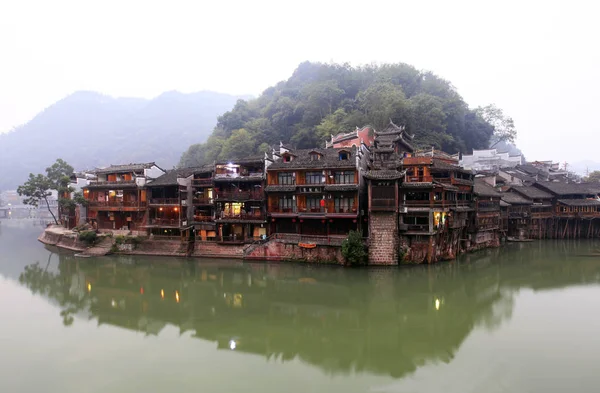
10,231,600,380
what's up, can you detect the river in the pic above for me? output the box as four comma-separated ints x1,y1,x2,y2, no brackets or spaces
2,220,600,392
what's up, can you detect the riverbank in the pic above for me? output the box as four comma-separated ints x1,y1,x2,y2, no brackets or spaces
37,225,346,263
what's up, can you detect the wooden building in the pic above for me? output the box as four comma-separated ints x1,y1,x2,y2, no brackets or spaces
190,165,217,241
144,169,195,237
532,181,600,238
397,151,474,263
508,186,553,238
213,156,271,243
266,146,366,241
500,191,532,239
84,163,165,232
472,180,502,247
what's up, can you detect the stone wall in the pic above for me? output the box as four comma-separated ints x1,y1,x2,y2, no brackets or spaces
368,212,398,265
245,240,343,264
192,242,246,259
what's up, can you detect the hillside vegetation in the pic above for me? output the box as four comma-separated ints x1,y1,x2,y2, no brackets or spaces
180,61,498,167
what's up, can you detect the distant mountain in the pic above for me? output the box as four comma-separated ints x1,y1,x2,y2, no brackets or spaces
0,90,248,190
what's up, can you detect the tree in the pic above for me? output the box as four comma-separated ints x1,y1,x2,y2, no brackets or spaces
584,171,600,183
46,158,75,219
341,230,367,266
17,173,58,224
475,104,517,147
218,129,256,160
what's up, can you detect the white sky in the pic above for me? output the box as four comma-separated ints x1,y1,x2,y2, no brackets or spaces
1,0,598,164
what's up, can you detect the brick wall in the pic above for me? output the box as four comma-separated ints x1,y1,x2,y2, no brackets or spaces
368,212,398,265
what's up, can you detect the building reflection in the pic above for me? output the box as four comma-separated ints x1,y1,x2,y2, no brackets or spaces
16,241,600,379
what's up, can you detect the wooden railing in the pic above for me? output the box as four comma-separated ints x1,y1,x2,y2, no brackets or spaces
215,190,264,200
298,207,326,214
149,198,179,205
193,197,213,205
88,201,146,208
193,178,213,185
149,218,180,226
269,207,298,214
218,211,265,221
372,199,396,210
193,215,214,222
406,175,433,183
92,179,136,186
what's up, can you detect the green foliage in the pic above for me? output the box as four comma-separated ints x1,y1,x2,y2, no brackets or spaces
475,104,517,147
78,230,97,244
584,171,600,183
341,230,367,266
17,173,58,224
180,62,507,167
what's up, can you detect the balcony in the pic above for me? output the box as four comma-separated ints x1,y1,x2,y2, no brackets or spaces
217,211,266,221
149,198,179,206
371,198,396,211
88,201,147,209
215,190,264,201
193,197,213,205
405,175,433,183
193,178,213,186
193,215,214,222
298,207,326,214
269,207,298,214
148,218,180,227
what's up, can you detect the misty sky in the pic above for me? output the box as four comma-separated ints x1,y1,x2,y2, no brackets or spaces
1,0,598,164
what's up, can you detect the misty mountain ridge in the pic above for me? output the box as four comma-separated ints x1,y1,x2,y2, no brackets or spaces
0,90,249,190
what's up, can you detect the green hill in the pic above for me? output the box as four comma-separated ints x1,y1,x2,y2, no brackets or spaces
180,61,495,166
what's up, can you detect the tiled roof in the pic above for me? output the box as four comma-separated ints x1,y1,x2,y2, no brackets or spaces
269,147,358,170
474,180,501,197
501,192,533,205
265,185,296,192
364,169,404,180
534,181,598,196
215,155,265,165
93,162,158,174
147,168,196,187
324,184,359,192
557,199,600,207
400,182,434,189
510,185,553,200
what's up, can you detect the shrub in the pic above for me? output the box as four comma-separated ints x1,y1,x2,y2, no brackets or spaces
78,230,97,244
341,230,367,266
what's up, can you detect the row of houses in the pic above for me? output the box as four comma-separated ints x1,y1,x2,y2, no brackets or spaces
70,121,600,265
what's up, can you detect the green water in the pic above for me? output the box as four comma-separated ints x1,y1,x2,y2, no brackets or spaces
2,220,600,392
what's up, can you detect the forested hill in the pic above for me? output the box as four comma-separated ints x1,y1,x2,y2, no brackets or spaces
0,90,246,190
180,61,497,167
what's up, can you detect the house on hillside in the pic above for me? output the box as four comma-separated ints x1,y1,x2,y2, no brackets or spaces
460,149,522,171
325,126,374,148
83,162,165,232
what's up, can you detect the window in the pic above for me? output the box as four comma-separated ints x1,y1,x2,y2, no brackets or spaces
307,197,323,211
434,192,443,201
406,192,430,201
339,151,350,160
305,171,324,185
278,196,295,212
334,171,354,184
278,172,295,185
310,153,321,161
334,196,354,213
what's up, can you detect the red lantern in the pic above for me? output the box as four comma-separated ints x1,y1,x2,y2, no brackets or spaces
292,219,296,223
320,199,325,207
